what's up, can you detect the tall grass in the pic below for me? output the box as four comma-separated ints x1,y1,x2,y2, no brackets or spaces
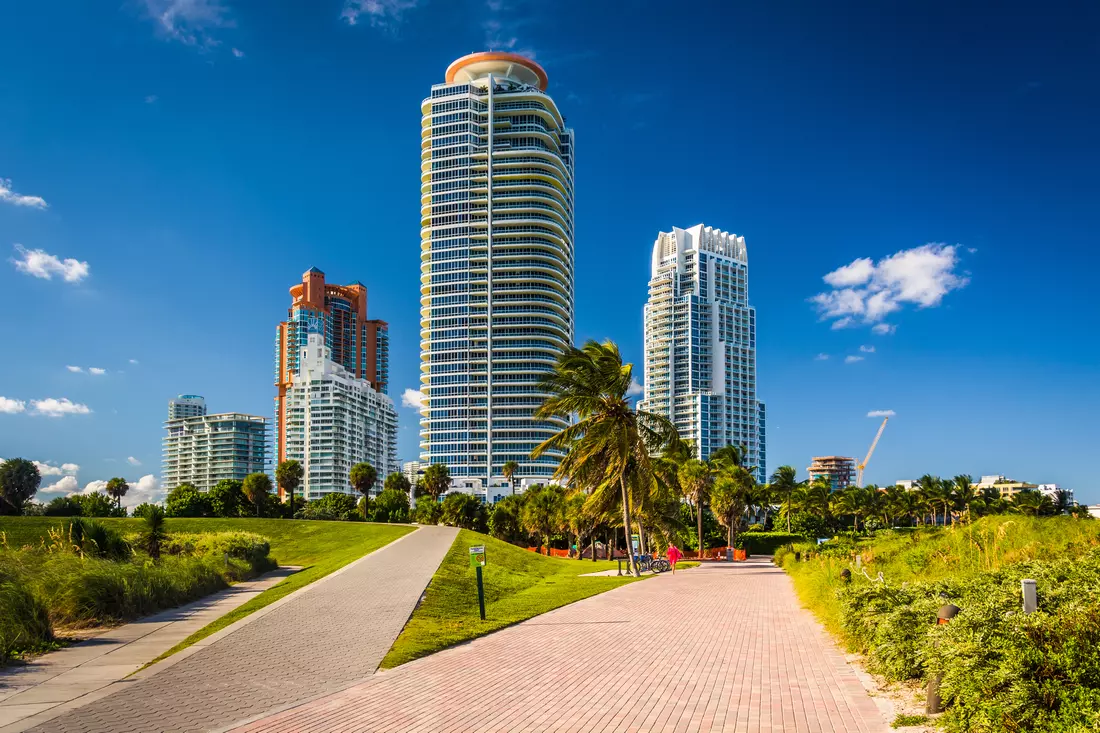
0,568,53,661
780,516,1100,732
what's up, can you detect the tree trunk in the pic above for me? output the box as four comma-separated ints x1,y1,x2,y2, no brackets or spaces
620,476,639,577
696,495,704,561
786,494,792,533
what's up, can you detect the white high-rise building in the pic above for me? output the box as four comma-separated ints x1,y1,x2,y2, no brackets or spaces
284,333,398,500
162,411,268,492
419,52,575,498
639,224,766,484
168,394,207,420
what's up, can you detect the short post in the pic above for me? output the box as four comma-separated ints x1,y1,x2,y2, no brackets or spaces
617,559,622,576
1021,579,1037,614
855,555,862,569
926,603,960,714
469,544,487,620
475,565,486,620
726,547,733,562
840,568,852,583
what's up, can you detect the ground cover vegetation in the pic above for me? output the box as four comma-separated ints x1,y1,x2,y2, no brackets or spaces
777,515,1100,733
381,529,636,668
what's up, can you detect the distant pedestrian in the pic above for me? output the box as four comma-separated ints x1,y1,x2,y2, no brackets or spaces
667,544,682,574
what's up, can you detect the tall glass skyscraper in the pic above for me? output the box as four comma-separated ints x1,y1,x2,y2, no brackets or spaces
420,52,575,497
639,224,766,484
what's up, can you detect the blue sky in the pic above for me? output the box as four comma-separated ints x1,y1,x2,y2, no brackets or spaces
1,0,1097,505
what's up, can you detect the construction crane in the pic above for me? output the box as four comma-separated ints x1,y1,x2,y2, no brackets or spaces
856,417,889,487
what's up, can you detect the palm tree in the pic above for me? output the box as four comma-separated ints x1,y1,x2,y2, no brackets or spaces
531,340,676,578
831,487,867,532
502,461,520,496
919,475,953,526
1012,489,1053,517
350,463,377,519
711,467,753,550
679,459,711,559
276,460,303,518
105,477,129,514
953,475,977,523
242,472,273,517
522,484,566,553
564,489,594,559
421,463,452,503
804,477,833,518
770,466,799,533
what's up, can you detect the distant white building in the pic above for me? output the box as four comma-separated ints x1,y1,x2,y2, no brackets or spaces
283,333,398,500
163,411,268,492
168,395,207,420
403,461,425,487
1038,483,1074,506
896,479,918,490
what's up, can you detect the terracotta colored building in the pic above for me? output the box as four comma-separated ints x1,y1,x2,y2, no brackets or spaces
274,267,389,469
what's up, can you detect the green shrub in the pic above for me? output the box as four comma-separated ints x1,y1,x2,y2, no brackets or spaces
372,489,410,523
0,569,52,662
131,503,160,519
441,493,488,531
162,531,273,570
43,496,82,517
57,518,131,560
414,499,442,525
299,492,360,521
737,531,807,555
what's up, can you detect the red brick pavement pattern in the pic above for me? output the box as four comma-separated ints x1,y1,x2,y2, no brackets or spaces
236,558,887,733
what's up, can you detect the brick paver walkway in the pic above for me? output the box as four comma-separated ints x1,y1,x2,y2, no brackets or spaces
27,525,458,733
237,558,887,733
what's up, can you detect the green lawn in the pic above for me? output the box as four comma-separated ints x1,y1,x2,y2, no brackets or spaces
380,529,642,668
0,517,414,663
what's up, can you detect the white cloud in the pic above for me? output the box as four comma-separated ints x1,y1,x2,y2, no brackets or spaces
859,345,875,353
342,0,421,28
33,461,79,476
31,398,91,417
43,475,79,494
231,47,244,58
626,378,644,397
814,353,830,361
822,257,874,287
89,367,107,376
0,397,26,414
124,475,165,507
830,317,853,330
871,323,896,335
12,245,90,283
145,94,159,104
142,0,233,47
66,365,83,373
129,359,140,365
811,244,969,328
127,456,142,466
0,178,48,209
967,247,978,254
401,388,426,409
76,479,107,496
845,355,865,364
867,410,896,418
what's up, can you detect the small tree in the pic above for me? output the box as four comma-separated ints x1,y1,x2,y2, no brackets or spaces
373,488,411,523
421,463,451,502
489,494,527,545
209,479,247,517
521,484,566,553
78,491,116,517
276,460,304,518
711,469,752,551
441,492,487,531
165,483,209,517
0,458,41,515
383,472,412,496
414,498,442,525
140,505,168,560
349,463,378,520
502,461,520,496
105,477,129,514
242,473,273,517
679,459,711,559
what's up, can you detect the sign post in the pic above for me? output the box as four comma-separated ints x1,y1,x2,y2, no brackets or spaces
469,545,487,620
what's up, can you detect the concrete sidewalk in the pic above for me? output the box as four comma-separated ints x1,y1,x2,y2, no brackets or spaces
26,525,458,733
0,566,298,732
237,557,888,733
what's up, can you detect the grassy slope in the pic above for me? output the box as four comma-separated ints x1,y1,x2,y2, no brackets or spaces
381,529,641,668
1,517,414,662
784,515,1100,642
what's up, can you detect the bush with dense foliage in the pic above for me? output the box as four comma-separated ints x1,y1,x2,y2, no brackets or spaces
372,489,410,523
489,494,528,545
779,516,1100,732
299,492,361,521
735,531,806,555
414,498,443,525
166,483,210,517
441,492,488,531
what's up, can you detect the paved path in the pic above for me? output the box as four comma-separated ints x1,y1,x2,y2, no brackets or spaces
26,525,458,733
237,558,888,733
0,566,298,732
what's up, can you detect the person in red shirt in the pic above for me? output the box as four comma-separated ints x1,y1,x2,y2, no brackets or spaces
667,544,682,574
